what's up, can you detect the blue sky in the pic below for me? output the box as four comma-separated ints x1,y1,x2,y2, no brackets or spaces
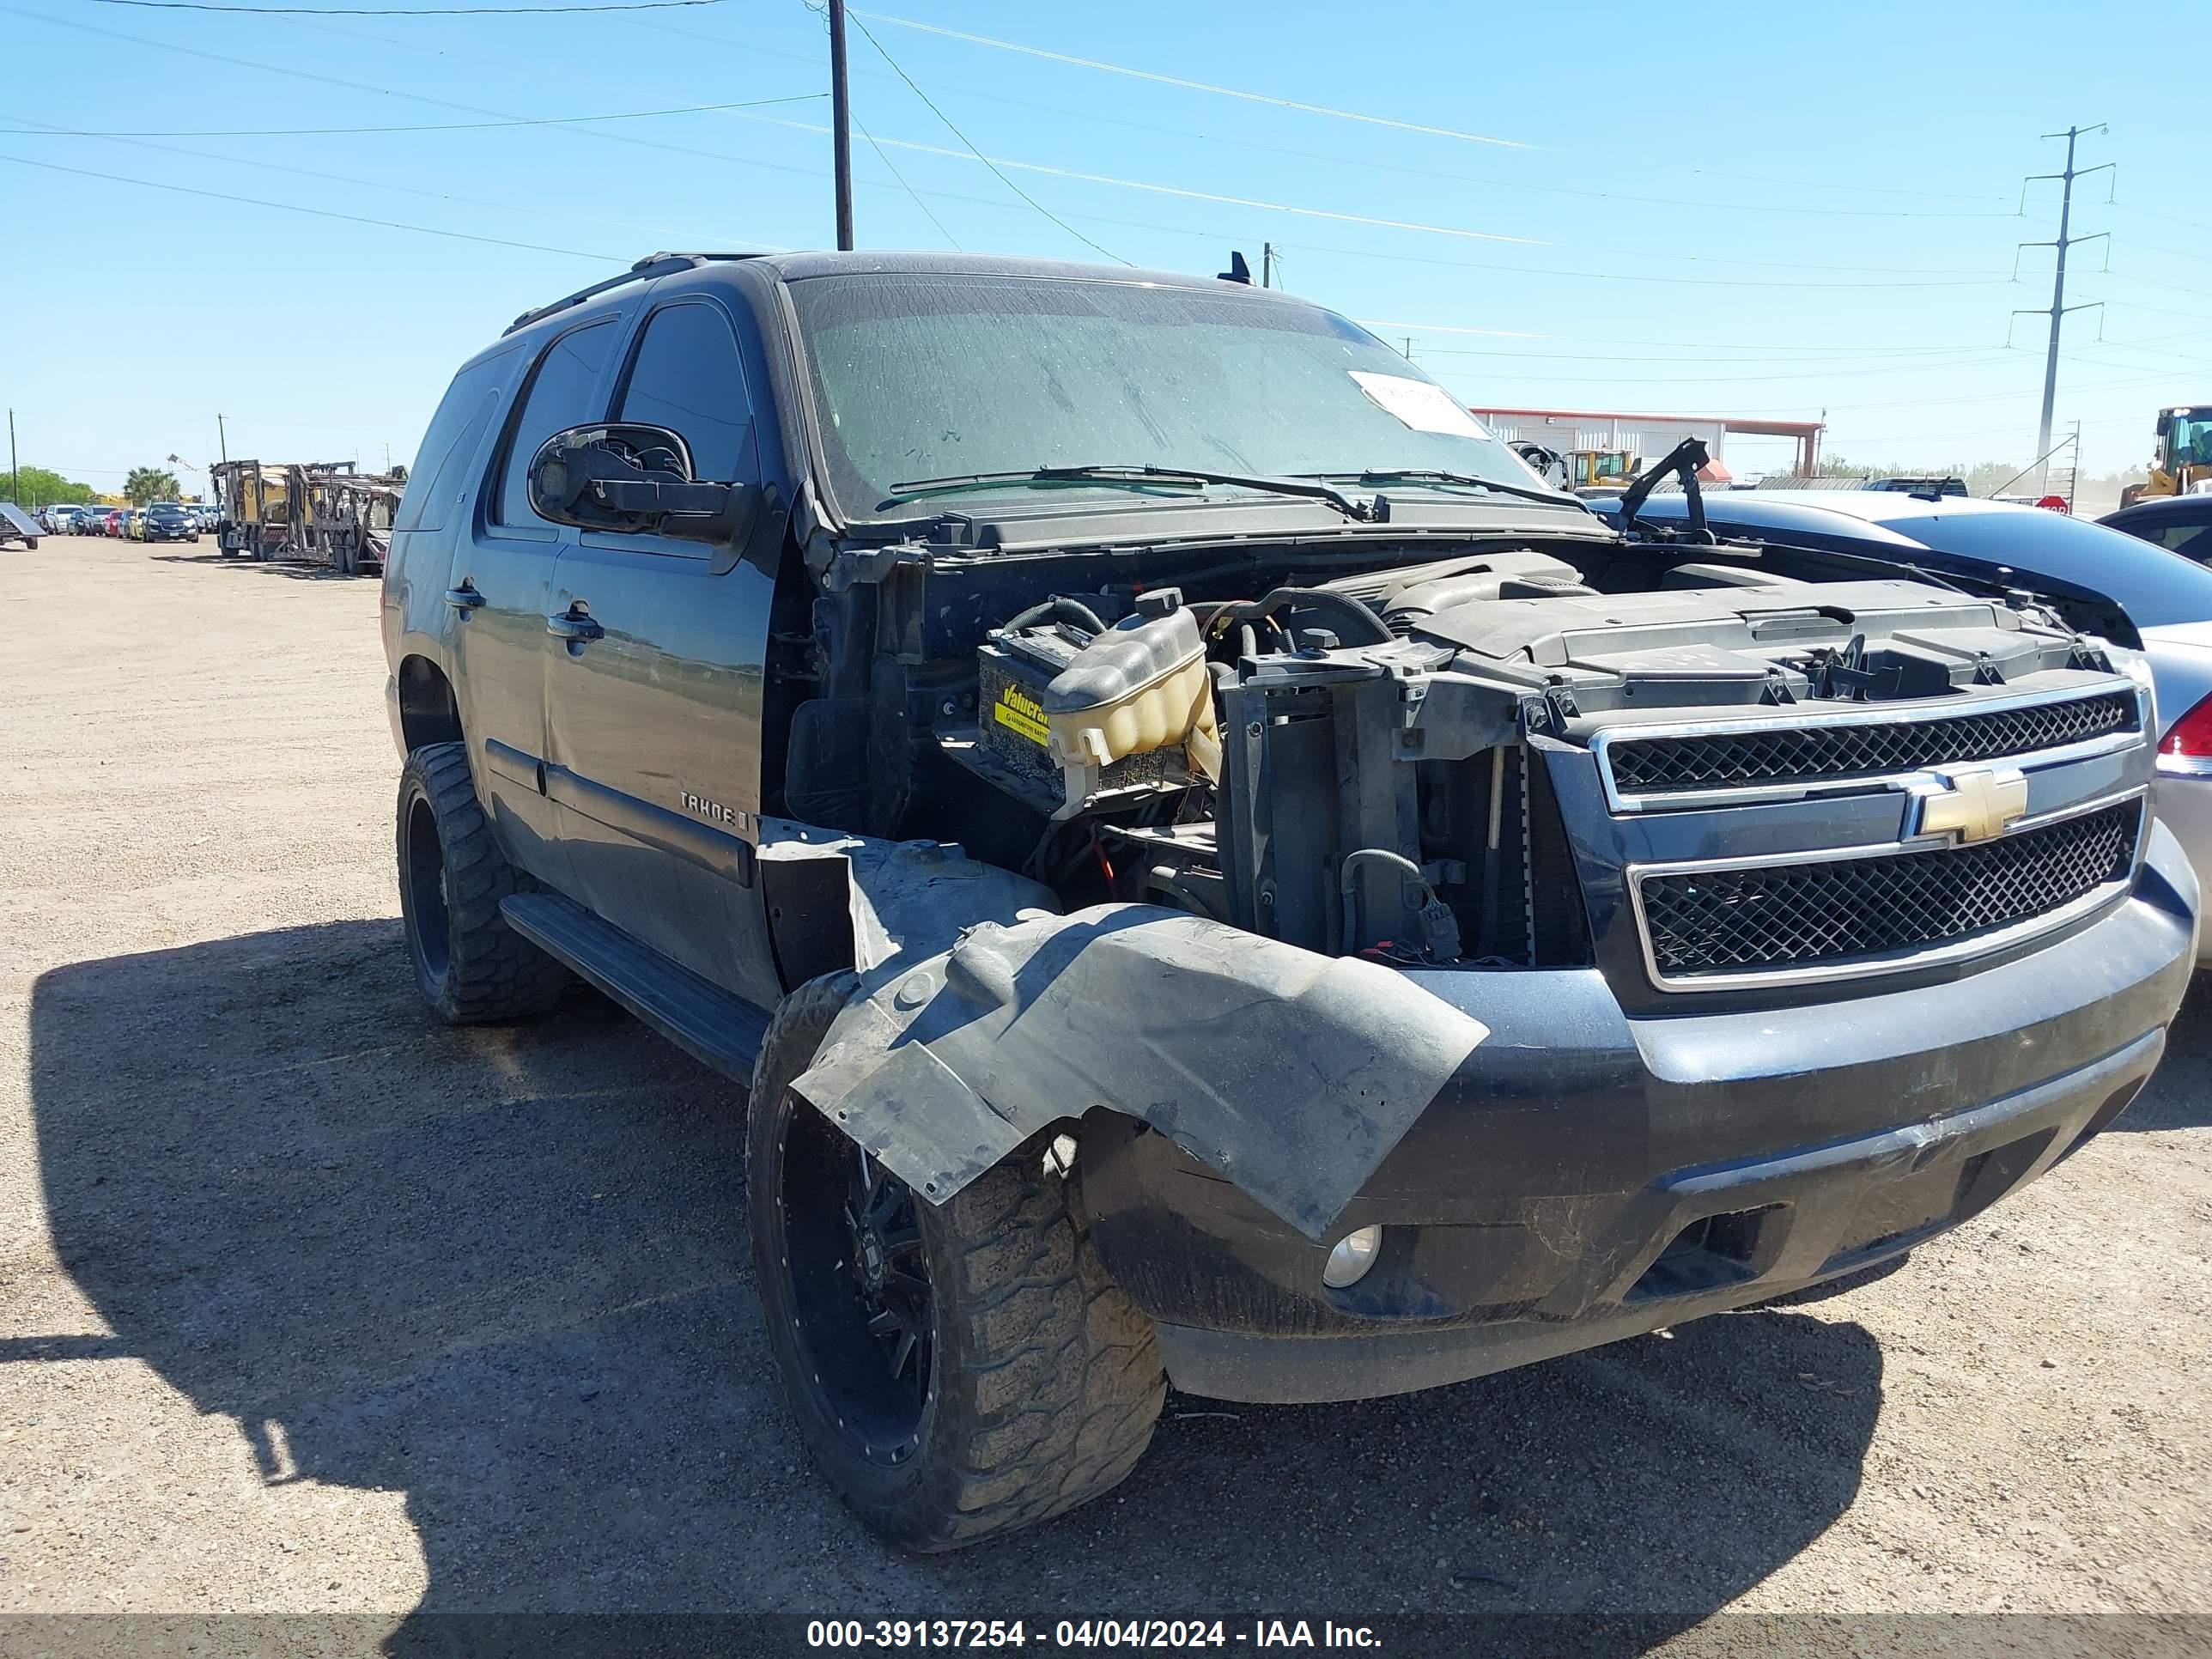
3,0,2206,495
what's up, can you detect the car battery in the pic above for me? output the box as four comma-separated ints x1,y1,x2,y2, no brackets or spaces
977,623,1186,811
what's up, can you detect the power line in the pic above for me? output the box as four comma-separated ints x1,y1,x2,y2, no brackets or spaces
2,112,516,212
835,6,1127,265
743,112,1547,248
0,152,624,261
1413,350,2023,385
852,8,2016,207
2112,198,2212,235
875,81,2010,227
0,73,2042,287
2098,268,2212,303
746,107,2019,272
0,93,825,137
1,3,853,187
851,108,960,250
2097,295,2211,323
28,2,2012,289
1252,228,2005,288
850,7,1529,151
87,0,724,12
1411,343,2007,363
0,112,785,252
653,17,2015,225
1703,368,2185,418
720,109,2013,276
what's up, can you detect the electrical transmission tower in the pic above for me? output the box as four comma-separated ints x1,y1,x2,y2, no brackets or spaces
2014,125,2112,491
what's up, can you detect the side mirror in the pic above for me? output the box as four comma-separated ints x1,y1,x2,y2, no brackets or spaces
526,422,756,545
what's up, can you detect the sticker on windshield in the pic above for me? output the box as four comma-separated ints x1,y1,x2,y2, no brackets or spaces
1349,371,1491,440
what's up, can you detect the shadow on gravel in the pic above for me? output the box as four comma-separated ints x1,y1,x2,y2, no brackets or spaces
30,923,1882,1644
2110,975,2212,1133
148,551,374,580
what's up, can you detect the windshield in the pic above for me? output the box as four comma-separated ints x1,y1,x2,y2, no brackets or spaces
2166,411,2212,468
788,272,1547,517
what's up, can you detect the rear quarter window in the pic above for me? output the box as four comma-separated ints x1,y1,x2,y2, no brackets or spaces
393,344,520,536
2112,507,2212,563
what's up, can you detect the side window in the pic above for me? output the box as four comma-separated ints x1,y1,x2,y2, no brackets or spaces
2148,517,2212,561
494,319,617,528
615,302,760,489
393,344,518,535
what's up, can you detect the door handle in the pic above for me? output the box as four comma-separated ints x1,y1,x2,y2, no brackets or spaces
546,605,604,642
443,584,485,611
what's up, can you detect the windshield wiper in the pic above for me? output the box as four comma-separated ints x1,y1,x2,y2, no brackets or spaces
884,463,1372,520
1317,468,1581,511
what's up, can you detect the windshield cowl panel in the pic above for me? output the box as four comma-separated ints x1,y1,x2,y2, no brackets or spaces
855,494,1620,562
787,270,1553,530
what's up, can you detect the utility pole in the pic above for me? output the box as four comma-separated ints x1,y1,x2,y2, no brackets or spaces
7,409,16,506
828,0,855,250
1261,242,1276,289
216,413,228,464
2016,125,2112,491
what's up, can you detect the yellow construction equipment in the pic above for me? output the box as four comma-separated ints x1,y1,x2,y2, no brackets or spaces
2121,405,2212,505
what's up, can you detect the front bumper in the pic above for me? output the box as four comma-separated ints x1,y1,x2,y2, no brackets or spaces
1084,821,2197,1405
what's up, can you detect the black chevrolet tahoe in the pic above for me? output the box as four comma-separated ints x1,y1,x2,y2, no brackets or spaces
380,250,2197,1551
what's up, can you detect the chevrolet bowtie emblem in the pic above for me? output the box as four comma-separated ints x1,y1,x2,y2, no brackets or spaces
1913,766,2029,843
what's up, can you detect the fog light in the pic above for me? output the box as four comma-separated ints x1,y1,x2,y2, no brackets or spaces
1322,1224,1383,1289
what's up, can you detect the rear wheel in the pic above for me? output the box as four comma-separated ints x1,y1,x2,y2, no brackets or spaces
395,742,570,1024
748,976,1166,1552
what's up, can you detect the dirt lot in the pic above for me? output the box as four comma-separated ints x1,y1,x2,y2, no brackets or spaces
3,535,2210,1648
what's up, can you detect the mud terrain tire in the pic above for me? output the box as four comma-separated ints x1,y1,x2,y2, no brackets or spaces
748,975,1167,1552
396,742,570,1024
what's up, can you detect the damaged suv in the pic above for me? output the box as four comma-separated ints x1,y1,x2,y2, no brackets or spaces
380,251,2197,1550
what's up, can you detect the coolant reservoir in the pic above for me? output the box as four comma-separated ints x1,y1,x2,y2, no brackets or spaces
1042,590,1222,817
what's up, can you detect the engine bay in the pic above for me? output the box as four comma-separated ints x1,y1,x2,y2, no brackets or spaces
781,526,2129,972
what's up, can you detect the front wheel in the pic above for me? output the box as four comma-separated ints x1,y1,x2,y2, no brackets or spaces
747,977,1167,1552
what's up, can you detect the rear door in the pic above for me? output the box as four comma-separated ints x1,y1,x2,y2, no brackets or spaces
447,315,619,887
544,292,782,1005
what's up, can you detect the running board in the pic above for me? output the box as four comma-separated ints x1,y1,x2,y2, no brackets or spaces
500,891,774,1083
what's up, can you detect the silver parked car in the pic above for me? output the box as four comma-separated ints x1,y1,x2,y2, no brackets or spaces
1595,489,2212,962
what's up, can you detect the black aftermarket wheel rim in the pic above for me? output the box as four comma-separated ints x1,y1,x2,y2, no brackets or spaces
404,793,451,980
779,1100,934,1462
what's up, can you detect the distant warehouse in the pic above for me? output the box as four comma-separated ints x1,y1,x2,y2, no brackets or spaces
1469,405,1825,489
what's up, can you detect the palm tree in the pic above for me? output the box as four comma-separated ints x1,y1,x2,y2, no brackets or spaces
124,466,179,506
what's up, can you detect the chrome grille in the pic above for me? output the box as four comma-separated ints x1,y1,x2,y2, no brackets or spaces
1638,799,2140,981
1607,691,2137,797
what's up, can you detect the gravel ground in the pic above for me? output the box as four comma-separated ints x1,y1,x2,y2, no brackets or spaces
2,536,2209,1650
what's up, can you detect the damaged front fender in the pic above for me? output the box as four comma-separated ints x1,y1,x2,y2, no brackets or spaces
790,905,1491,1241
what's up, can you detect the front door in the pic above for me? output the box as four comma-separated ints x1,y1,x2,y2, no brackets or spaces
448,315,619,889
543,295,781,1006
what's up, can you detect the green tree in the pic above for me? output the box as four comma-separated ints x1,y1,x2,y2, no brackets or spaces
123,466,179,506
4,464,99,509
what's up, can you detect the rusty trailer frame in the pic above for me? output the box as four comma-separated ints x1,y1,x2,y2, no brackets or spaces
210,459,407,575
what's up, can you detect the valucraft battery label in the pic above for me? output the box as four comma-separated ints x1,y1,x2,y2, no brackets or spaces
994,683,1049,745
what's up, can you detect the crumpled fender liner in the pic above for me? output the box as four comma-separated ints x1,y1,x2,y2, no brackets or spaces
755,817,1058,988
790,904,1491,1241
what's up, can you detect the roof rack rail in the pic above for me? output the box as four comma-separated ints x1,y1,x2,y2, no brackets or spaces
502,251,767,337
